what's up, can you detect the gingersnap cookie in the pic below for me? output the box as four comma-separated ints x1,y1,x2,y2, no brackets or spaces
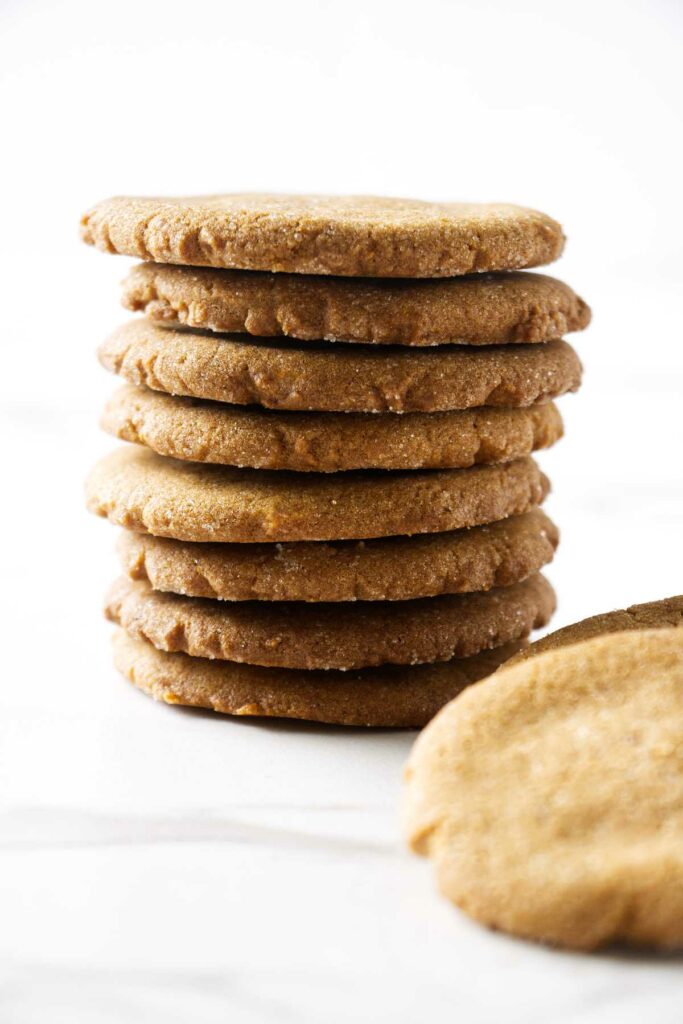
113,630,527,728
106,574,554,671
119,508,558,603
86,447,550,543
507,594,683,665
81,194,565,278
100,321,582,414
102,384,563,473
122,264,589,346
404,628,683,950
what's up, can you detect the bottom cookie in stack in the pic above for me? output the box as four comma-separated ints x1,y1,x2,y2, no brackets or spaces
106,575,554,727
112,632,531,729
87,447,557,726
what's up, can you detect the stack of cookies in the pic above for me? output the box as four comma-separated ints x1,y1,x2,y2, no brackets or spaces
82,195,590,727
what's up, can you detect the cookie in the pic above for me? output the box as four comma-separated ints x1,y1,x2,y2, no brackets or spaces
122,264,589,346
119,508,558,603
507,594,683,664
102,384,563,473
100,321,582,413
105,574,555,670
81,194,565,278
404,628,683,950
113,630,527,728
86,447,550,543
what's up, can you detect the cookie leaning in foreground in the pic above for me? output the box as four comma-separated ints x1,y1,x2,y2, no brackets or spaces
80,194,565,277
404,623,683,950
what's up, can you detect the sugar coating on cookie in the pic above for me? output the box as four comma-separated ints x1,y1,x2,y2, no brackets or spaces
99,321,583,413
118,508,559,603
121,264,589,345
80,194,565,277
404,627,683,950
105,574,555,671
85,447,550,543
113,630,528,728
102,384,563,473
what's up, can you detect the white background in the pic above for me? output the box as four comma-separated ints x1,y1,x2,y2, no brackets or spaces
1,1,682,1021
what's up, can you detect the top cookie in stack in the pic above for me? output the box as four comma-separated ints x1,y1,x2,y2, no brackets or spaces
83,194,590,727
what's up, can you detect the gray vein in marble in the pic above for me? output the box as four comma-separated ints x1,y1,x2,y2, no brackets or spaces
0,807,393,856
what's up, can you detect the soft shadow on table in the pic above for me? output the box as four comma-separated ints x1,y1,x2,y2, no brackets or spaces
469,917,683,964
596,944,683,964
170,701,418,738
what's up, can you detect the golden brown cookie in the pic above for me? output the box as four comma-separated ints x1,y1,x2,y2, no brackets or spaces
81,194,565,278
102,385,563,473
105,574,555,670
118,508,558,603
507,594,683,664
404,628,683,950
113,630,527,728
122,264,589,346
86,447,550,543
100,321,582,413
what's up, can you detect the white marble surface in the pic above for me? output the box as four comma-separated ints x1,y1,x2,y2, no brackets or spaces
2,0,683,1018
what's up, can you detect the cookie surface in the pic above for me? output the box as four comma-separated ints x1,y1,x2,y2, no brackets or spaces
86,447,550,543
81,194,564,278
119,508,558,603
404,628,683,950
507,594,683,664
106,574,555,670
100,321,582,413
102,385,563,473
122,264,589,345
113,630,527,728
